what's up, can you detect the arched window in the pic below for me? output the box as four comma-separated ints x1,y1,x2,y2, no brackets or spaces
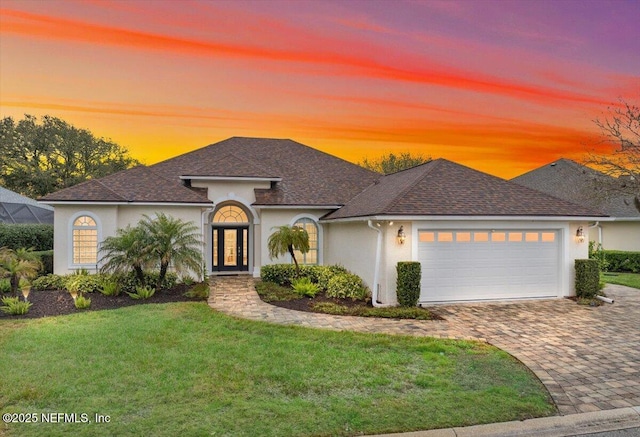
293,218,318,265
213,205,248,223
72,215,98,264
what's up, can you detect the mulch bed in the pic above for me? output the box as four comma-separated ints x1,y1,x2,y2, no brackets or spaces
0,285,204,319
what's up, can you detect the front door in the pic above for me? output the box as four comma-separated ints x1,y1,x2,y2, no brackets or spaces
213,226,249,271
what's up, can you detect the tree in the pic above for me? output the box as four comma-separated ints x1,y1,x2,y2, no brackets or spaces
586,99,640,212
99,225,152,286
267,225,309,277
139,213,203,290
0,114,139,198
0,247,42,295
359,152,431,175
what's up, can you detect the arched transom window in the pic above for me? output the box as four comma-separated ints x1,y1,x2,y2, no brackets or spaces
72,215,98,264
213,205,249,223
293,218,318,265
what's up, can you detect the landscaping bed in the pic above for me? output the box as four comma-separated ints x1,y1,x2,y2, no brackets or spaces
0,285,201,319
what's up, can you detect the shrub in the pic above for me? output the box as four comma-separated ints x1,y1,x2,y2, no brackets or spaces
33,250,54,275
326,273,369,301
396,262,421,307
32,274,66,291
100,280,121,296
65,274,104,294
575,259,600,299
0,223,53,251
180,275,196,286
292,277,320,297
316,265,348,291
74,294,91,309
127,285,155,300
0,278,11,294
1,296,32,315
184,282,210,299
603,250,640,273
116,271,178,294
588,242,610,272
261,264,297,286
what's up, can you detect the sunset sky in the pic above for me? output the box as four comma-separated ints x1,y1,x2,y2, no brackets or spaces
1,0,639,178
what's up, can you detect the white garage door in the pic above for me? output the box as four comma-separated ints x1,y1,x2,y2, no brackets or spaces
418,230,560,303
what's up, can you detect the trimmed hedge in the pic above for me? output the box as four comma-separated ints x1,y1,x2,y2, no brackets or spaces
326,273,369,301
34,250,54,275
603,250,640,273
396,262,421,307
0,223,53,251
575,259,600,298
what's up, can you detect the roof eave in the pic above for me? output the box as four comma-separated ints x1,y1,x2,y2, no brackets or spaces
321,214,612,223
180,175,282,182
41,201,213,207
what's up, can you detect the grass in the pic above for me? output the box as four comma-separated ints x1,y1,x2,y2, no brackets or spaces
0,303,555,436
601,272,640,289
255,280,437,320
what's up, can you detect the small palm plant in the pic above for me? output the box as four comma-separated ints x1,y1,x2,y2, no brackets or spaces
100,225,152,287
139,213,203,291
267,225,310,277
0,247,42,296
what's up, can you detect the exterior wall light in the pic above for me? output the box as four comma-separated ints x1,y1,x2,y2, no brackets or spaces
397,225,406,245
576,226,585,243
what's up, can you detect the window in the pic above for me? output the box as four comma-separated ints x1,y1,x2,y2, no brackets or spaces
419,231,435,242
293,218,318,265
213,205,248,223
72,215,98,264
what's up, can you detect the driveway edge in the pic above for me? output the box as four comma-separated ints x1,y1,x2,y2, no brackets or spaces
370,406,640,437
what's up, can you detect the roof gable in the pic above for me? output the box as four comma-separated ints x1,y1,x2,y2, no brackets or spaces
512,159,639,218
326,159,606,220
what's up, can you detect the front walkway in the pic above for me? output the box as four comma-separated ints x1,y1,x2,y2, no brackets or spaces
208,277,640,416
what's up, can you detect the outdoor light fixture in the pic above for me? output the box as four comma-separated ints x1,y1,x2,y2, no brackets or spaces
397,226,406,245
576,226,585,243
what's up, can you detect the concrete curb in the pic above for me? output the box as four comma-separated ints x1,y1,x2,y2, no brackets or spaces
370,406,640,437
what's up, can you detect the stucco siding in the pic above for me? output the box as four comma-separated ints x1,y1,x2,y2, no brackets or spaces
594,221,640,251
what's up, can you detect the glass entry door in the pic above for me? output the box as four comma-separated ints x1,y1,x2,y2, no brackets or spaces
213,226,248,271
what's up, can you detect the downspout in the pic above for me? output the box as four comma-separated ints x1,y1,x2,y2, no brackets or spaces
201,205,215,281
588,221,602,246
367,220,391,307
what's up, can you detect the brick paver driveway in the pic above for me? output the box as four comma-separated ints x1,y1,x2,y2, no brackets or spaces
209,278,640,415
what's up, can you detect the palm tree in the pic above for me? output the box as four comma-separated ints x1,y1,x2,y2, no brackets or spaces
267,225,309,277
0,247,42,295
99,225,151,286
139,213,203,291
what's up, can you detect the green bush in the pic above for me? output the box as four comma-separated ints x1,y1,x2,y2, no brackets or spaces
184,282,210,299
1,296,32,315
588,241,610,272
260,264,349,289
0,223,53,251
575,259,600,298
127,285,155,300
74,294,91,309
316,265,348,291
396,262,421,307
0,278,11,294
326,273,369,301
603,250,640,273
260,264,298,286
65,274,104,294
31,274,66,291
115,271,178,294
292,277,320,297
100,280,121,296
33,250,54,275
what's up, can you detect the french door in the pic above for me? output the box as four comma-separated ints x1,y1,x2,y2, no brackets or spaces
212,226,249,272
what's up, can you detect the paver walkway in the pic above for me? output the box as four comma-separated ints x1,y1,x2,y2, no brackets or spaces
208,276,640,416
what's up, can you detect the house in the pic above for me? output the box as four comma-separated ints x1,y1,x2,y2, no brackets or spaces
0,186,54,224
512,159,640,252
40,137,607,305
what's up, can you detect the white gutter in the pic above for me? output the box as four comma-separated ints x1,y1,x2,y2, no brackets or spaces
367,220,390,308
589,221,602,245
201,205,216,280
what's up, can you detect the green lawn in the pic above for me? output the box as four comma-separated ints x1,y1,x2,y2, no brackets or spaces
0,303,556,437
602,272,640,289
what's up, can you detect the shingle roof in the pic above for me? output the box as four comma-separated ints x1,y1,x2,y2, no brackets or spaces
512,159,639,218
151,137,380,206
39,166,212,204
324,159,606,220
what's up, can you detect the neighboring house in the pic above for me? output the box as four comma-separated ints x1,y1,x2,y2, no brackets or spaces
0,186,54,224
41,137,606,305
512,159,640,252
